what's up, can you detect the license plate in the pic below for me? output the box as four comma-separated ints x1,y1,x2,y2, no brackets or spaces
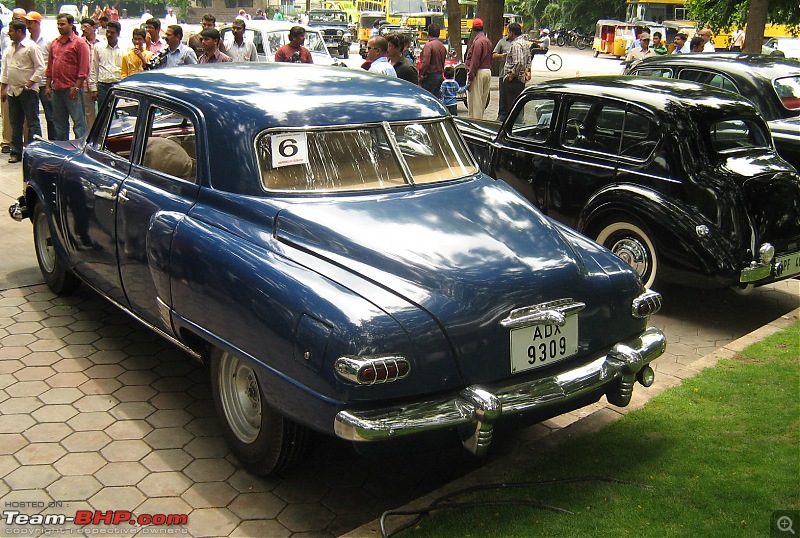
510,315,578,374
776,251,800,278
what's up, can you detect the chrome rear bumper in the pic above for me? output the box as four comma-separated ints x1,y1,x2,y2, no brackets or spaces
334,327,666,456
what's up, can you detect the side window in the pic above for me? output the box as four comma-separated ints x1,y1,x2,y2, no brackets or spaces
509,98,555,143
620,109,659,159
632,67,673,78
103,97,140,161
679,69,737,92
562,100,623,156
562,100,592,147
142,107,197,183
709,119,769,152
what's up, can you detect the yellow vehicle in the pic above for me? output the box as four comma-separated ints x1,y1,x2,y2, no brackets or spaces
358,10,386,56
439,0,476,44
399,12,447,45
503,13,522,36
592,19,626,57
325,1,359,25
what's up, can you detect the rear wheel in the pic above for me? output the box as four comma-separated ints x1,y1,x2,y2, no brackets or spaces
210,348,307,476
33,203,81,294
593,49,599,58
595,218,659,289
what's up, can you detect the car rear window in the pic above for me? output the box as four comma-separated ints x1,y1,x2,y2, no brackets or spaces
774,76,800,111
256,120,479,191
709,119,770,152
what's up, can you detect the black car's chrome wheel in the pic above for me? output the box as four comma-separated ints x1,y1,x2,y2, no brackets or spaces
211,348,307,476
33,203,81,294
596,219,659,289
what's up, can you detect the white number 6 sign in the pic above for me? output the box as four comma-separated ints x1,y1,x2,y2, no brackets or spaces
272,132,309,168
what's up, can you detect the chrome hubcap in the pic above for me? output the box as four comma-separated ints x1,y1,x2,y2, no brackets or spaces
610,237,649,277
218,352,262,443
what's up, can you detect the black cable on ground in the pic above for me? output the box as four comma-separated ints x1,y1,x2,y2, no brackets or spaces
379,475,655,538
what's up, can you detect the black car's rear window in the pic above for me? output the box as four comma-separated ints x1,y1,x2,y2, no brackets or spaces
774,76,800,111
709,119,770,153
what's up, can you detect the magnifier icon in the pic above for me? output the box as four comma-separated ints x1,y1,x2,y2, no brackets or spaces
778,515,796,534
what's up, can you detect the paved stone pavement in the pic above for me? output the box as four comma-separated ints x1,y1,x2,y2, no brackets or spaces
1,46,798,537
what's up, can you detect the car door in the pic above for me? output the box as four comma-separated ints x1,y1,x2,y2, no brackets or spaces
57,93,138,303
493,94,557,210
116,101,201,333
549,97,622,229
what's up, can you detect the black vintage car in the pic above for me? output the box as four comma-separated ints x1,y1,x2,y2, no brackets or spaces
456,76,800,291
626,54,800,169
308,9,353,58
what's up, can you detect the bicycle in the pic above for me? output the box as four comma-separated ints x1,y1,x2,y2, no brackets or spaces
531,50,563,71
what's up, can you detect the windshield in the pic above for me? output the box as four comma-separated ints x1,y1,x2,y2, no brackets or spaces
221,28,328,56
774,76,800,111
256,120,479,192
309,11,348,23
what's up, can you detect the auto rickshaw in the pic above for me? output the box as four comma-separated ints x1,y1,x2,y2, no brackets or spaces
358,10,385,57
503,13,522,37
592,19,625,57
611,22,639,57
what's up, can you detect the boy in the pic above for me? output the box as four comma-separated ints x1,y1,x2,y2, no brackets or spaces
121,28,152,78
439,65,467,115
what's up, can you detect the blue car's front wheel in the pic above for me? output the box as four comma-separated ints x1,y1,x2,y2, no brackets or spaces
33,203,81,294
211,348,308,475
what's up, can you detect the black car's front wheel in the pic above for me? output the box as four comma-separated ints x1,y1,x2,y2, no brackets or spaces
33,203,81,294
210,348,307,476
595,218,659,289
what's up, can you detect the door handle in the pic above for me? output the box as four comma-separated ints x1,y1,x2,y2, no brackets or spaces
93,184,118,200
118,188,129,202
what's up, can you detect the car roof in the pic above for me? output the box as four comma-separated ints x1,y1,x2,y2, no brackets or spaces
119,63,444,125
220,20,309,31
529,75,762,118
633,53,800,80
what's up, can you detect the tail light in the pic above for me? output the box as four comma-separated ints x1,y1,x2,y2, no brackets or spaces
335,354,411,385
632,290,662,318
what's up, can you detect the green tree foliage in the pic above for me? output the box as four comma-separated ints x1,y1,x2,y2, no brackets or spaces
686,0,800,30
512,0,623,33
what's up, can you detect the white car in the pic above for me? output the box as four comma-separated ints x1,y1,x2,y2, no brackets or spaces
762,37,800,59
58,4,81,19
219,20,339,65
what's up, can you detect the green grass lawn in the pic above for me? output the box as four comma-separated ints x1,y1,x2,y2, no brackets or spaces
394,321,799,538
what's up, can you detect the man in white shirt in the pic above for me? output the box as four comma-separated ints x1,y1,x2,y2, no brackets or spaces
698,28,716,52
23,11,56,140
365,36,396,77
164,8,177,26
90,20,122,114
626,31,656,64
223,19,258,62
0,20,45,163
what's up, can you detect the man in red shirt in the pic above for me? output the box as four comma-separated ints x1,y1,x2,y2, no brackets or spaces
45,13,90,140
418,23,447,97
464,18,492,119
274,26,313,63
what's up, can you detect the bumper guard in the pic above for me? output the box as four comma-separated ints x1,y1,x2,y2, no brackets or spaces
334,326,666,456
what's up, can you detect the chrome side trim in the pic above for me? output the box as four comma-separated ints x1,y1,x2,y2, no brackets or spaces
334,327,666,454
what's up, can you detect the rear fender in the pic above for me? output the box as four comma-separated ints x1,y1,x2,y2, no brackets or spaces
578,184,739,279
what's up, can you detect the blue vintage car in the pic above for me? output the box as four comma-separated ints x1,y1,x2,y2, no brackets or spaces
9,64,665,475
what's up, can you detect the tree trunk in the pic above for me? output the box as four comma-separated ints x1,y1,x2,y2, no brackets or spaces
483,0,506,75
743,0,768,54
18,0,35,13
446,0,461,59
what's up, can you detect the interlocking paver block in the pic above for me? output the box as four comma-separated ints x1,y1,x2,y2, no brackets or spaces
0,433,27,455
87,349,129,365
56,344,97,358
113,385,157,403
89,486,146,511
15,442,68,466
115,370,160,386
149,391,194,410
181,481,238,509
6,321,45,334
0,346,30,360
39,387,83,405
183,507,239,537
61,430,112,453
5,380,49,398
143,427,193,449
73,394,119,413
145,409,194,429
52,357,93,372
0,413,35,433
0,358,23,374
53,452,107,476
47,475,103,500
227,468,277,493
0,396,43,414
140,449,193,472
109,401,156,420
274,477,330,503
66,411,116,431
78,378,123,395
105,420,154,440
183,436,229,459
4,464,60,489
183,458,236,482
22,422,72,443
137,471,192,497
228,491,287,520
277,503,335,533
46,372,90,388
100,440,152,462
231,520,291,538
31,404,79,423
95,461,149,487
